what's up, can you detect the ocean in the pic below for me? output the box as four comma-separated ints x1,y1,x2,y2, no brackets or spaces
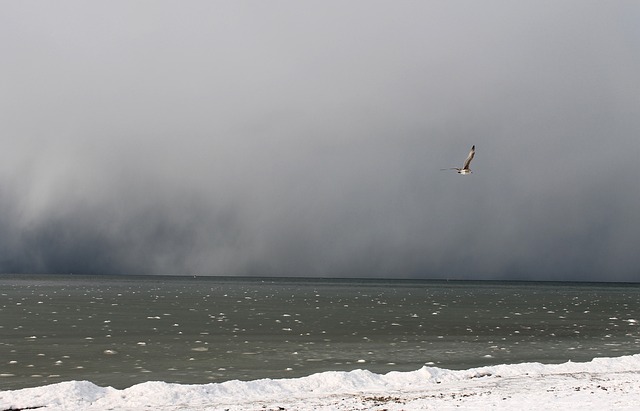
1,275,639,390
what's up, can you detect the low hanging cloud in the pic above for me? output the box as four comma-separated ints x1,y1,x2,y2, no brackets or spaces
1,1,639,280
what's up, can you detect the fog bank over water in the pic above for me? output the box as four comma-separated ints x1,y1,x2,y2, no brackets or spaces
1,2,639,280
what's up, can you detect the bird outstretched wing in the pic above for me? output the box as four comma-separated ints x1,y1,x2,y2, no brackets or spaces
462,145,475,170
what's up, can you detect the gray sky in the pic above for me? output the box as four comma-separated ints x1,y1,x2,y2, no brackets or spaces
1,1,639,281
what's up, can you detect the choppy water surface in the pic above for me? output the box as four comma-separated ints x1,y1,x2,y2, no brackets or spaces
1,275,639,389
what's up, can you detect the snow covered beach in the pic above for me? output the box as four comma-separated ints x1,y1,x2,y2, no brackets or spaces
2,354,640,410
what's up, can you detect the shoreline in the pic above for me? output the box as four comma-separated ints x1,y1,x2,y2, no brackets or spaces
2,354,640,410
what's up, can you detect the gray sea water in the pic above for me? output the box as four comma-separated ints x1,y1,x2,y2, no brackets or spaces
1,275,639,390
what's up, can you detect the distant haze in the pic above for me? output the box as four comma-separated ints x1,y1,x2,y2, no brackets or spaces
1,1,639,281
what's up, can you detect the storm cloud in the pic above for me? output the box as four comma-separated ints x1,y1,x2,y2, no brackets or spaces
1,1,639,280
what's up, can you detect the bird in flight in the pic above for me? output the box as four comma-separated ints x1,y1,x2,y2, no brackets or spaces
442,145,475,175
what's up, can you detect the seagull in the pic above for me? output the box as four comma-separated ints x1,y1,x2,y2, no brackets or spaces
442,145,475,175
